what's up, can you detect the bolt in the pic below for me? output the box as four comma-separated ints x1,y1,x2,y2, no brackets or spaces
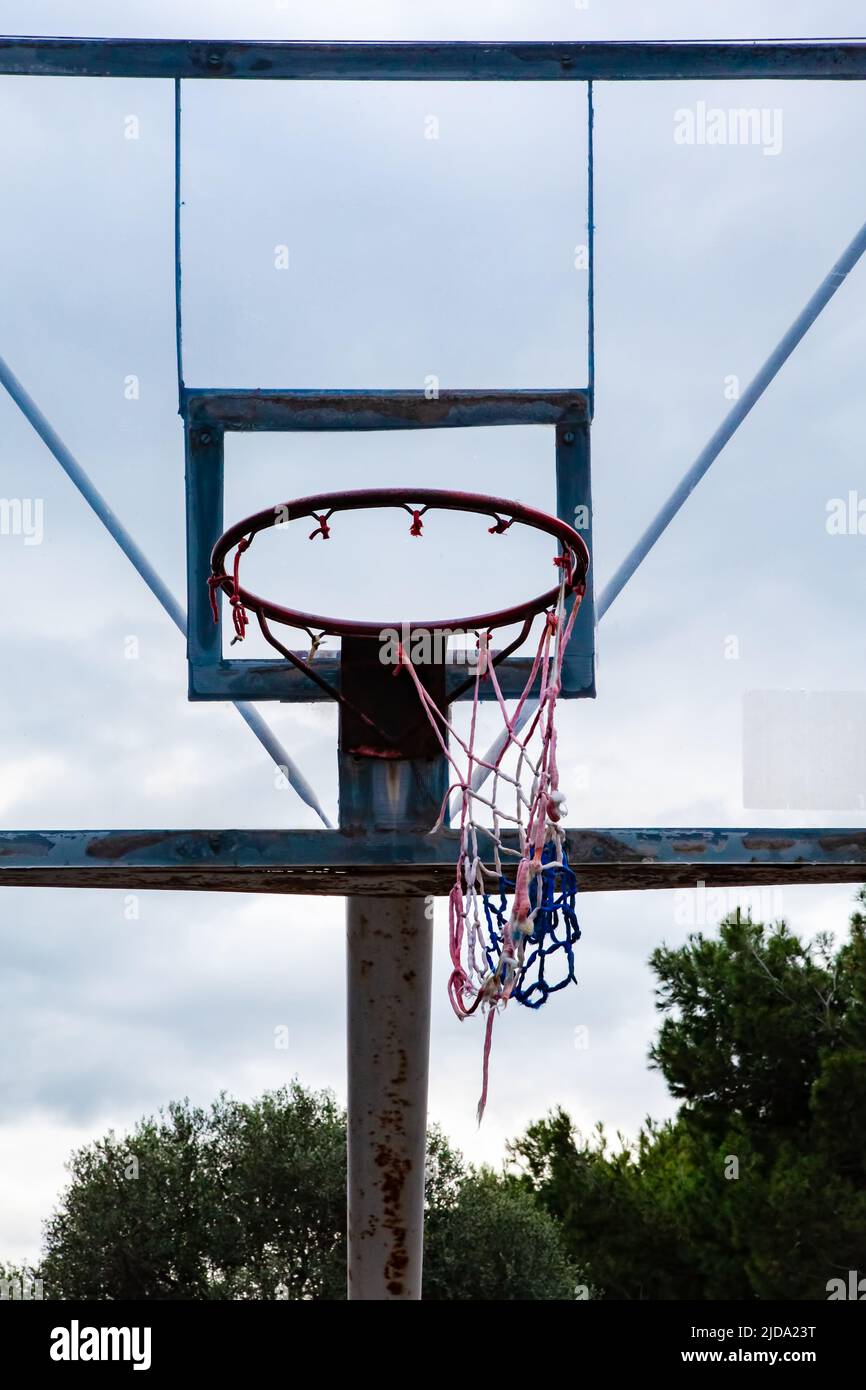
207,51,223,69
563,431,575,444
199,431,212,445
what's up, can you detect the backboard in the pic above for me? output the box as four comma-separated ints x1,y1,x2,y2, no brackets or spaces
184,388,596,704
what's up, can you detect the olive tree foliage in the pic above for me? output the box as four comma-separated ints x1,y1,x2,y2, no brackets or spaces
21,1082,575,1300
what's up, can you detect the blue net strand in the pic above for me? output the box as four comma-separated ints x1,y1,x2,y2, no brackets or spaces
481,843,581,1009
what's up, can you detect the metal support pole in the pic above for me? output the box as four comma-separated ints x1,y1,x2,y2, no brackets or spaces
346,895,432,1299
338,636,446,1299
0,352,331,827
468,212,866,791
596,213,866,620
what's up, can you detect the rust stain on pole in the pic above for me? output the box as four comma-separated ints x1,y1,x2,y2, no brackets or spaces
346,898,432,1299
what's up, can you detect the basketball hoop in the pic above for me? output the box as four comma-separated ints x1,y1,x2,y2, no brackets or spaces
209,487,590,1118
209,487,587,640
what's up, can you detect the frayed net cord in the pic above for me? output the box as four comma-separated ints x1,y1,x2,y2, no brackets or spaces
396,570,584,1120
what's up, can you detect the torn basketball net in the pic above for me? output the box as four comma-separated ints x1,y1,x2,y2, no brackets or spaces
396,573,584,1122
208,489,588,1122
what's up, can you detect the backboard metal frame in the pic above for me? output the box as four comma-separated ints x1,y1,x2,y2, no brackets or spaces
4,37,866,80
184,388,596,702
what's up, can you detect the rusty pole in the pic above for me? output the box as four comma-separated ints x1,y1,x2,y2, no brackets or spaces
346,896,432,1298
339,636,447,1299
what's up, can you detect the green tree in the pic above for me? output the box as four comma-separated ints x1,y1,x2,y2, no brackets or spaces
40,1083,346,1300
512,894,866,1299
0,1262,43,1300
423,1167,581,1300
27,1081,575,1300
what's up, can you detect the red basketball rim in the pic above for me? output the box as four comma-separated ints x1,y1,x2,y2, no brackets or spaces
210,487,590,639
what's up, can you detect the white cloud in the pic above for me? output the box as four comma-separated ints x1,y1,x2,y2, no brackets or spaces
0,756,70,817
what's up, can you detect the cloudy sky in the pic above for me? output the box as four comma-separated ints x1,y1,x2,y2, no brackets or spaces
1,0,866,1265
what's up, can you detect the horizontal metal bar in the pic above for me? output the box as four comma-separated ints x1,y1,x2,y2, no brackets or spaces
3,38,866,81
183,389,589,432
1,828,864,897
189,655,595,702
